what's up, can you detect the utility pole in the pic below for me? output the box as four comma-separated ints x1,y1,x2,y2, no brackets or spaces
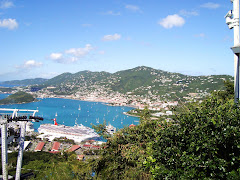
226,0,240,103
1,116,8,180
15,121,27,180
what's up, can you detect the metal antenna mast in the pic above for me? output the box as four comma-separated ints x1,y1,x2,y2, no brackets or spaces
225,0,240,102
0,108,43,180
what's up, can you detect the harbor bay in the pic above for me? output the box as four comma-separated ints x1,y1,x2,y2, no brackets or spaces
0,95,139,131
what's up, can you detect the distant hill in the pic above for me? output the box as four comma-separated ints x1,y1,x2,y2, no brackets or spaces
39,66,233,100
3,66,234,101
0,91,36,105
2,78,48,86
42,71,111,86
109,66,185,93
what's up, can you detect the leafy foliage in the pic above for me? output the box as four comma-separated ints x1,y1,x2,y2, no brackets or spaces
94,108,160,179
0,151,96,179
0,91,36,104
93,81,240,179
2,82,239,179
91,120,110,139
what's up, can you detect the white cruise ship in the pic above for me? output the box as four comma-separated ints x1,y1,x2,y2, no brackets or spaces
38,118,99,142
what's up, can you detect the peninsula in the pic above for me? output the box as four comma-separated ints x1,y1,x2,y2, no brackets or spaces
0,91,36,105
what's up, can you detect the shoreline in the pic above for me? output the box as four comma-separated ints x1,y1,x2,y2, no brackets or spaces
123,112,140,118
0,99,39,105
49,96,138,109
0,93,138,113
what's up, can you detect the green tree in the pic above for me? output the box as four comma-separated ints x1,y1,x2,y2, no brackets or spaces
144,81,240,179
94,81,240,179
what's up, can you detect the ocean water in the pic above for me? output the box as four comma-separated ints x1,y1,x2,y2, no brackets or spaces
0,96,139,131
0,94,10,99
0,84,21,87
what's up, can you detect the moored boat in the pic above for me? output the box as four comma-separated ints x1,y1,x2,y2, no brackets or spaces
38,118,99,142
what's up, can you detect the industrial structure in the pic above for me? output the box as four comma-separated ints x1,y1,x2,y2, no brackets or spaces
0,108,43,180
226,0,240,102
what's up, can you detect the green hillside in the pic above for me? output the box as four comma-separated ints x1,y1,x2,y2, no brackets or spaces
0,91,36,104
2,78,48,86
41,66,233,100
4,66,234,101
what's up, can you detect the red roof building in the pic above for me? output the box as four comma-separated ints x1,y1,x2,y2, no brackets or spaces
83,144,92,148
51,142,60,151
34,142,45,152
67,145,81,152
129,124,136,127
49,151,60,154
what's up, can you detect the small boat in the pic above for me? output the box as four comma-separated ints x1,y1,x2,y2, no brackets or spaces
106,123,116,135
78,105,81,110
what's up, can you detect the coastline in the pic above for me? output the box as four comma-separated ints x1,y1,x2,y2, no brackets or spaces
0,99,39,105
51,96,138,109
123,112,140,118
0,92,138,113
0,93,138,117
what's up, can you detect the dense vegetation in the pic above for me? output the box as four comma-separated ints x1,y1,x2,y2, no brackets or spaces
89,82,239,179
0,151,95,179
0,91,36,104
0,87,13,93
1,82,239,179
2,66,233,101
94,82,239,179
45,66,233,100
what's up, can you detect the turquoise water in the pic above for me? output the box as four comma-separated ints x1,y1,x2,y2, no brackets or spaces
0,96,139,131
0,94,10,99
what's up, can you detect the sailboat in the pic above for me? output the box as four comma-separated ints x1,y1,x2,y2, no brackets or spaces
96,118,99,124
78,105,81,110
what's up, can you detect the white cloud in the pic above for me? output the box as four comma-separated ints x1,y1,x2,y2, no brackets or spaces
200,2,220,9
179,10,199,17
125,5,141,12
24,60,43,68
158,14,185,29
0,0,14,9
49,44,94,64
49,53,63,60
102,33,121,41
0,18,18,30
65,44,93,57
16,60,43,69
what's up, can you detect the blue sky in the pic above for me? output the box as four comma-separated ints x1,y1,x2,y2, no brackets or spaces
0,0,236,81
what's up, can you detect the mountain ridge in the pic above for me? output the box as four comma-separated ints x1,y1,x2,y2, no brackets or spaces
1,66,233,101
